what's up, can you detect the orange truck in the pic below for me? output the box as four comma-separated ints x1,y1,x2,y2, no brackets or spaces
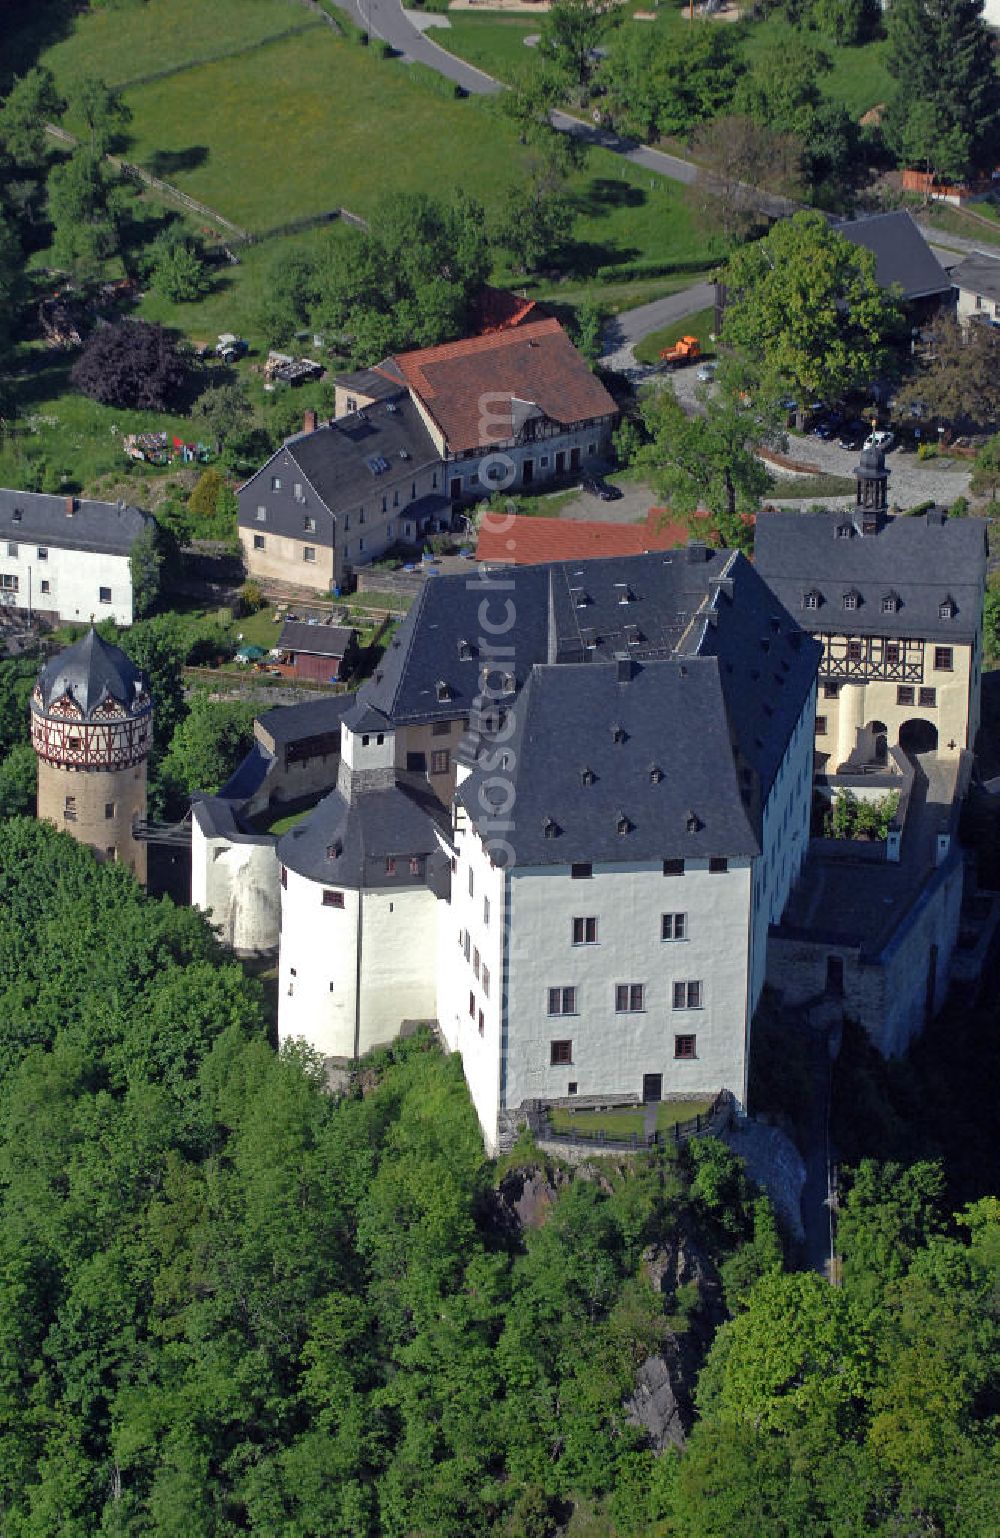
659,335,701,369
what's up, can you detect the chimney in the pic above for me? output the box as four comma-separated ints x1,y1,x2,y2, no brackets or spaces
303,409,317,435
65,496,77,516
687,541,708,563
615,653,635,682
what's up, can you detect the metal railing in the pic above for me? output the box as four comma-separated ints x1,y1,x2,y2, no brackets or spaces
531,1090,732,1153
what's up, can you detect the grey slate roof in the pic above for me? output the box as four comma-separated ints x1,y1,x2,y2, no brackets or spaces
754,508,987,644
256,694,354,748
457,656,761,868
335,367,406,402
278,620,355,657
0,488,151,555
218,739,273,802
364,546,738,728
239,395,439,533
34,628,150,719
834,211,952,301
950,251,1000,304
278,772,451,887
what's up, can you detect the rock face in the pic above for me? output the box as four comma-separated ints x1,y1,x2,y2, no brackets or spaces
625,1229,728,1452
493,1162,569,1234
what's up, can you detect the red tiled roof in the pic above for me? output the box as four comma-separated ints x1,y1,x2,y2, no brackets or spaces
471,285,538,334
387,318,617,454
475,508,693,566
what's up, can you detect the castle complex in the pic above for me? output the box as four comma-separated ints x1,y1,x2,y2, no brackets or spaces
191,448,989,1152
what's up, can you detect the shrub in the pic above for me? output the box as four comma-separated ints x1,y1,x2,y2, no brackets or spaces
188,468,225,518
238,580,266,615
70,320,188,410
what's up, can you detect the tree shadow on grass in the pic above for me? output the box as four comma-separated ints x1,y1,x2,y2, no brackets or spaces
572,176,646,218
145,146,210,179
550,237,641,281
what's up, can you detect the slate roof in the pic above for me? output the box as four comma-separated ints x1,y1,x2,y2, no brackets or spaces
240,395,439,519
0,488,151,555
456,655,761,867
475,508,692,565
34,628,150,720
950,251,1000,304
278,772,451,886
383,318,617,453
335,367,406,402
834,211,952,301
278,620,355,657
256,694,355,748
754,508,987,644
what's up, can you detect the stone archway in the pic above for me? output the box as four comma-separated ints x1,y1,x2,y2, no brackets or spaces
899,717,938,755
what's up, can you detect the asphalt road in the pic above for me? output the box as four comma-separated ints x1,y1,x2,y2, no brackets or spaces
599,282,715,371
331,0,501,92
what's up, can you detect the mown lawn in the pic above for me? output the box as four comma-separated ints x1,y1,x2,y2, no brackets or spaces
738,18,892,119
428,14,540,85
633,305,716,365
656,1097,714,1132
548,1106,645,1139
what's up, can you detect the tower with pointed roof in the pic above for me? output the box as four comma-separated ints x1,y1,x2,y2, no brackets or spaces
30,628,153,882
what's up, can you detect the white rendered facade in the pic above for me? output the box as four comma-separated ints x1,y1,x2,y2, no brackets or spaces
0,540,137,626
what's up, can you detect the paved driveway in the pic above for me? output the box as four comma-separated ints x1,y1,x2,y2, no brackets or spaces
774,432,971,506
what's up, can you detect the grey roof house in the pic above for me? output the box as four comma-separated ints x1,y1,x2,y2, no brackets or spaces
0,489,153,626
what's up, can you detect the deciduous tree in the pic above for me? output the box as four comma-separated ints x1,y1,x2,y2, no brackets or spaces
70,319,188,409
898,312,1000,431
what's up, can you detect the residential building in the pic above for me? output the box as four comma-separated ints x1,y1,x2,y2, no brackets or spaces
754,448,987,771
0,489,153,627
237,402,446,593
475,508,691,566
951,250,1000,328
832,211,953,307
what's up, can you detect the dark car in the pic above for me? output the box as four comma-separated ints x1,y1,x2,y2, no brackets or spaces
838,420,867,450
582,476,622,501
813,412,843,441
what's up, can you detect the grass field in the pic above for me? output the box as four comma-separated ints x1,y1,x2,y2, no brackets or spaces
633,306,716,365
656,1097,714,1131
429,14,540,84
548,1107,645,1139
738,18,892,118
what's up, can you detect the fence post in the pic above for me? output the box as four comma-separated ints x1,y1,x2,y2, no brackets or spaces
695,1114,701,1134
674,1121,680,1144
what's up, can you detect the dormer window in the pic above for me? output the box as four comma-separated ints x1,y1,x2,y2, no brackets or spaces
649,765,663,784
458,638,473,661
803,590,820,611
581,767,595,786
612,724,627,744
843,591,859,612
881,593,899,615
616,812,632,836
836,522,851,538
436,679,451,702
939,597,956,620
686,812,702,834
543,816,560,839
501,672,515,694
617,586,633,606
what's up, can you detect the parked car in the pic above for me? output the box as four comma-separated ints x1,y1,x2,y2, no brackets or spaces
582,475,622,501
813,413,843,440
838,420,867,451
695,360,717,382
865,429,895,452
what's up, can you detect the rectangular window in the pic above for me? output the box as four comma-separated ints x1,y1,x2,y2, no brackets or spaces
473,947,480,980
661,912,687,940
815,716,828,736
674,1034,697,1060
359,536,365,552
885,643,900,664
385,857,396,875
483,896,490,927
934,647,953,671
304,516,316,532
99,587,112,604
104,802,115,819
482,964,490,998
572,916,598,945
469,991,476,1018
281,865,287,888
478,1009,485,1036
40,579,50,594
843,594,858,611
709,857,728,874
847,640,862,661
823,682,839,699
37,546,47,560
663,858,684,876
673,980,703,1009
64,795,77,822
409,856,421,877
271,476,282,490
294,483,304,501
897,685,915,706
6,543,17,557
550,1039,573,1066
615,983,645,1013
253,535,265,551
918,686,937,708
303,546,316,563
432,720,451,736
571,862,592,879
256,506,266,522
430,749,450,775
547,987,577,1016
323,889,345,908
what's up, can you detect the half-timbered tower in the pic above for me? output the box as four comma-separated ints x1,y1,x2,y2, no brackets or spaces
31,629,153,882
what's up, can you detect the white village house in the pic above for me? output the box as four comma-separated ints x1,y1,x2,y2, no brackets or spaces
0,489,153,627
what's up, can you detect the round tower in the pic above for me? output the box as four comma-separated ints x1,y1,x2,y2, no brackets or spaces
30,629,153,882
